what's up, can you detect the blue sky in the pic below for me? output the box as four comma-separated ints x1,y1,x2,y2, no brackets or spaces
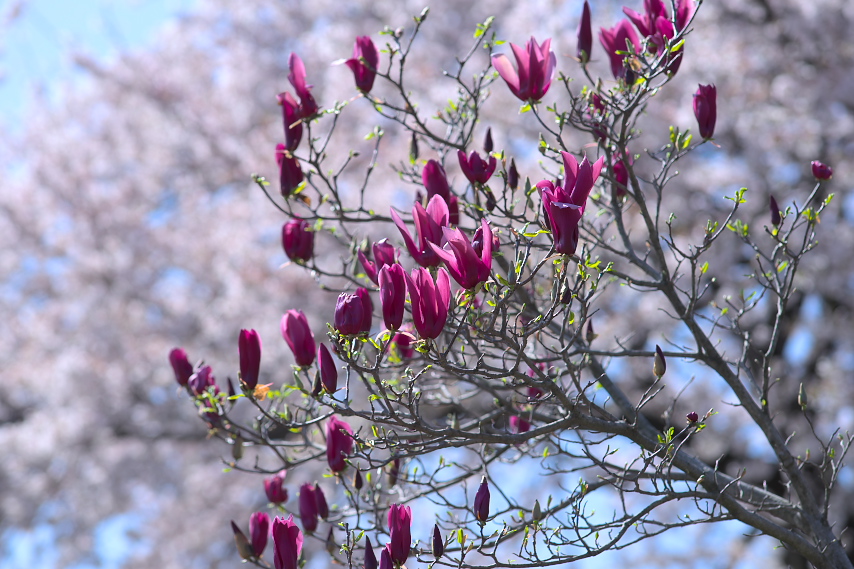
0,0,197,129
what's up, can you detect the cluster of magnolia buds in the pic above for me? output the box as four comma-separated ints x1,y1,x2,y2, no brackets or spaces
229,481,494,568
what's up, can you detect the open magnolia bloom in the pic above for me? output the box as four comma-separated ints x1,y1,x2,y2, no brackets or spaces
540,153,604,256
429,218,493,289
491,36,556,102
404,267,451,339
390,194,449,268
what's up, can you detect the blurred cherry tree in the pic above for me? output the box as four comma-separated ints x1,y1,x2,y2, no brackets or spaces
0,1,852,568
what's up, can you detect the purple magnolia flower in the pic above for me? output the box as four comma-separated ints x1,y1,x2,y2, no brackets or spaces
474,477,490,523
391,194,450,268
422,159,451,203
811,160,833,180
299,483,320,533
458,150,497,186
540,152,605,256
387,504,412,565
483,128,494,153
238,329,262,390
288,53,318,118
276,92,303,151
693,84,717,140
686,411,700,424
345,36,380,93
334,293,366,336
429,218,493,290
769,195,782,227
492,37,557,103
599,20,640,79
315,485,329,519
357,239,397,285
624,0,694,53
379,264,406,331
282,218,313,263
265,470,289,504
169,348,193,386
624,0,666,37
364,537,378,569
405,267,451,339
281,310,316,367
507,159,519,190
577,1,593,62
250,512,271,557
276,144,304,197
318,343,338,393
188,365,217,396
272,515,304,569
432,524,444,558
326,416,354,472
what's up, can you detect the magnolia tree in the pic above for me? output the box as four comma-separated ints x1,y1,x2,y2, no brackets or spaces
170,2,845,567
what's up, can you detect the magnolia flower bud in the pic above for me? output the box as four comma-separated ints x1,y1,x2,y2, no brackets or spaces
238,329,262,391
769,195,782,227
653,345,666,378
409,132,419,163
686,411,699,424
265,470,289,505
388,504,412,565
249,512,270,558
231,521,255,560
299,484,319,533
798,383,808,410
577,1,592,63
326,417,354,473
507,159,519,190
484,127,494,154
432,524,444,558
585,320,596,343
364,537,378,569
169,348,193,386
334,292,366,336
344,36,379,93
474,476,490,523
693,84,717,140
272,515,304,569
811,160,833,180
485,188,497,212
318,343,338,393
